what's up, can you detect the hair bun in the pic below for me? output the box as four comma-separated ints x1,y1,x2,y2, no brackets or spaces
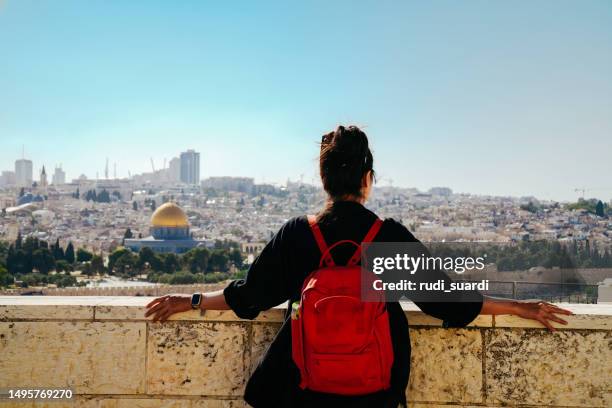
319,125,375,199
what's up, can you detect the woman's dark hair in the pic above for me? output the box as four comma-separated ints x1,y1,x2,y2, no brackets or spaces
319,125,375,201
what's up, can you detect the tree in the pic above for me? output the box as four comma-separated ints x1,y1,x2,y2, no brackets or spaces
0,241,8,270
98,189,111,203
32,248,55,274
161,253,181,273
208,250,229,272
122,228,134,246
108,248,131,273
132,201,138,211
0,265,14,287
138,247,162,271
229,248,243,269
76,248,93,263
151,200,157,211
182,247,210,273
55,260,72,274
65,242,75,264
596,200,605,217
114,252,138,276
81,262,94,277
91,255,105,275
52,238,65,260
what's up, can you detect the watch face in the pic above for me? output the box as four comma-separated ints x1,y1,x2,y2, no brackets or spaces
191,293,202,307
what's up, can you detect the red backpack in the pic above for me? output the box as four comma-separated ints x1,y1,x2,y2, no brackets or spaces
291,215,394,395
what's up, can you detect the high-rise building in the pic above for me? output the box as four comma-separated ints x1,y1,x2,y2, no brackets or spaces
52,166,66,185
168,157,181,182
15,159,33,187
180,150,200,185
0,171,16,186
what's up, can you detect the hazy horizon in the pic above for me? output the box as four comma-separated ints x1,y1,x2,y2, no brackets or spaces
1,1,611,202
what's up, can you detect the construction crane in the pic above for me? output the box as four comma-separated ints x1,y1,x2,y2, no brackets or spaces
574,188,586,199
574,187,612,200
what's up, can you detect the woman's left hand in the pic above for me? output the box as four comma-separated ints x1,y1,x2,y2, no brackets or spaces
511,300,573,331
144,294,192,322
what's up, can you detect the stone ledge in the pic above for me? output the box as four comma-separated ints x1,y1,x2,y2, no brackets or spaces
1,297,610,330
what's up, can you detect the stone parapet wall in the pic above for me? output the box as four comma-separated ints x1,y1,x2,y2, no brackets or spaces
0,297,610,407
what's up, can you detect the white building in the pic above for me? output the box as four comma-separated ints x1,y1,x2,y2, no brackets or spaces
0,171,16,186
180,150,200,185
52,166,66,185
15,159,33,187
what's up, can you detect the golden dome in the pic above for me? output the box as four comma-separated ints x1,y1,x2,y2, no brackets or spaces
151,202,189,228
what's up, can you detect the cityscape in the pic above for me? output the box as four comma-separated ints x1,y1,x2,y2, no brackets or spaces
0,147,611,298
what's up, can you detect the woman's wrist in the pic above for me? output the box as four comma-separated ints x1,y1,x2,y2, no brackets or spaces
482,296,522,316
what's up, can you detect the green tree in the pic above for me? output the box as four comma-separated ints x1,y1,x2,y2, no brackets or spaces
7,245,27,274
98,189,111,203
229,248,243,269
32,248,55,274
114,252,138,276
91,255,105,275
55,260,72,274
596,200,605,217
76,248,93,263
0,241,8,269
161,253,181,273
122,228,134,245
132,201,138,211
65,242,75,264
138,247,162,271
0,265,14,287
208,250,229,272
182,247,210,273
81,262,94,276
15,232,22,250
52,238,65,260
108,248,131,273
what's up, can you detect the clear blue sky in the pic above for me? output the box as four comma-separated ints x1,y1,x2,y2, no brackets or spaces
1,0,611,201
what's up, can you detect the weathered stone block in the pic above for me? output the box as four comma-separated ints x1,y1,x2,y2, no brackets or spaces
0,322,146,394
250,323,282,375
486,328,612,407
408,328,483,403
146,322,248,396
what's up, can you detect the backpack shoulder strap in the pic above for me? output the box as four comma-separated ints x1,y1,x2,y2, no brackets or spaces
348,218,383,266
307,215,335,267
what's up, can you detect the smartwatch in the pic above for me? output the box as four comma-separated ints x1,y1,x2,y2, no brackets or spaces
190,293,202,309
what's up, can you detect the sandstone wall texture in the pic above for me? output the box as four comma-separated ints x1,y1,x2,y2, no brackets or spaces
0,297,610,408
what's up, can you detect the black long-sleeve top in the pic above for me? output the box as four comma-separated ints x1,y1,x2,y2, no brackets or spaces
224,200,483,408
